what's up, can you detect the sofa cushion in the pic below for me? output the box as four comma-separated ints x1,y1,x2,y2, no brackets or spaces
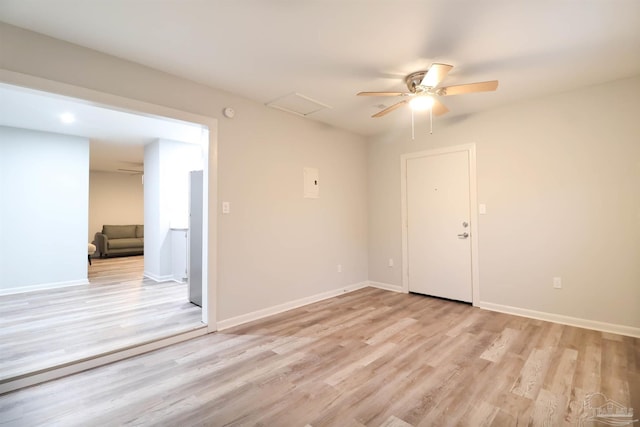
136,224,144,238
102,225,136,239
108,238,144,249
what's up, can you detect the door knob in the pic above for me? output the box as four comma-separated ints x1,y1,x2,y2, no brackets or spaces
457,232,469,239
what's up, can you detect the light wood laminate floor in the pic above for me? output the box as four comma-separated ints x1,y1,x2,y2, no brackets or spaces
0,256,203,383
1,287,638,426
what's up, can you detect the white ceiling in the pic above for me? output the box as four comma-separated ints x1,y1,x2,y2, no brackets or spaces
0,84,205,172
1,0,640,137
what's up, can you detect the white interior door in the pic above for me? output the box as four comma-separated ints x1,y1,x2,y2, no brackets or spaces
406,150,472,302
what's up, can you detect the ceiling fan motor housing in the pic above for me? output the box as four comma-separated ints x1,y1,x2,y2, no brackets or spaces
405,71,444,95
405,71,427,92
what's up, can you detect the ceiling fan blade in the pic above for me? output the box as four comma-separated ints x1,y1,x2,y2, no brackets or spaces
117,168,143,174
372,100,409,118
432,98,449,116
420,63,453,88
441,80,498,96
357,91,407,96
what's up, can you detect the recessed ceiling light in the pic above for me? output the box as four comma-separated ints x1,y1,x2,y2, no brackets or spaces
59,112,75,124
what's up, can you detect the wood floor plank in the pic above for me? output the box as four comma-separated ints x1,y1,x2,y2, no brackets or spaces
379,415,413,427
530,387,565,427
511,347,553,400
0,256,203,383
480,327,519,363
0,287,637,426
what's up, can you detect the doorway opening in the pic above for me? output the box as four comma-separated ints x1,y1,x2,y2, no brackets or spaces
0,74,216,392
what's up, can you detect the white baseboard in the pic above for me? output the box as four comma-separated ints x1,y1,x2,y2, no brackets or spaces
0,278,89,296
478,301,640,338
143,271,174,282
217,281,369,331
368,281,404,293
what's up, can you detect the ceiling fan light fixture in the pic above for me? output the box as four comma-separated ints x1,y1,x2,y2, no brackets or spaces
409,95,434,111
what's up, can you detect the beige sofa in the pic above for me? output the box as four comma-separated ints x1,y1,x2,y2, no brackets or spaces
94,224,144,257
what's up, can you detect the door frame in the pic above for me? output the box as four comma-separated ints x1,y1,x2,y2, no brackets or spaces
400,143,480,305
0,69,218,393
0,70,217,330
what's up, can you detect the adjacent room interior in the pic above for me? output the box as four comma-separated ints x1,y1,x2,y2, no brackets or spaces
0,84,209,382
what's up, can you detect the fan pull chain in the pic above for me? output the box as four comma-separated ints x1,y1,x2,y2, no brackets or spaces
429,107,433,135
411,108,415,140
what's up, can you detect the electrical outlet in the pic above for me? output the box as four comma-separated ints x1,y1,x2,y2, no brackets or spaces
337,264,342,273
553,277,562,289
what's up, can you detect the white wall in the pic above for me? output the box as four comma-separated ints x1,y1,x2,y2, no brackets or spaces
217,110,368,318
144,138,202,281
88,171,143,243
0,125,89,293
368,76,640,330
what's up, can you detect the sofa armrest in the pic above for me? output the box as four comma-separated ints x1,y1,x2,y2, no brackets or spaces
94,233,108,256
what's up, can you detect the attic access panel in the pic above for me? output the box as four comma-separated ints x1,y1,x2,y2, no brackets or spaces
266,92,331,117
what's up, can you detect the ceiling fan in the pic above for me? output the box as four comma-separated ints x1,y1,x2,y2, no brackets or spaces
117,168,143,175
117,161,143,175
357,63,498,118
